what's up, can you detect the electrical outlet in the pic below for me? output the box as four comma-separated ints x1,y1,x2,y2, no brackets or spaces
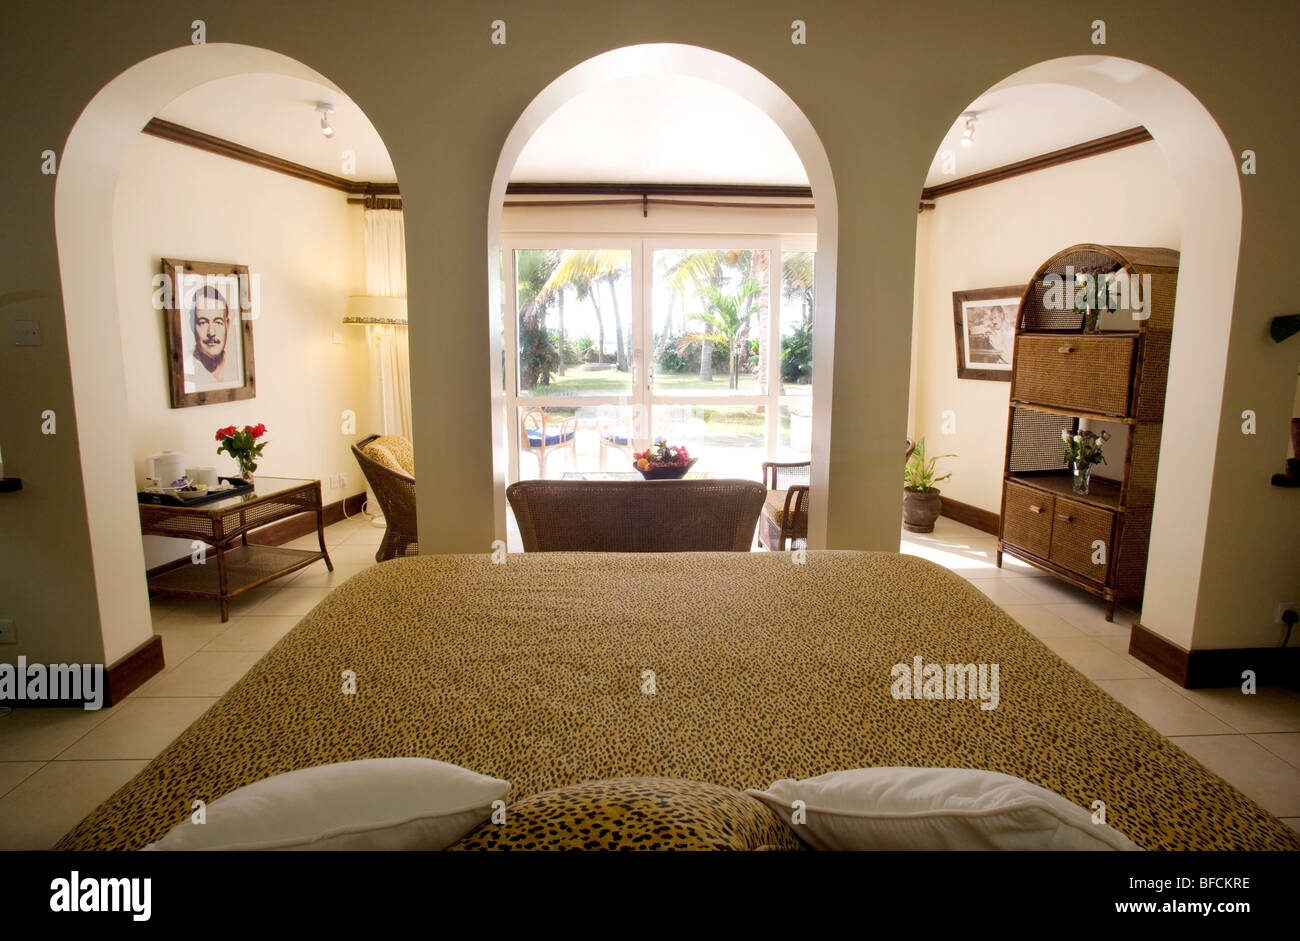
12,320,40,346
1274,602,1299,624
339,473,348,488
329,475,339,489
0,619,15,644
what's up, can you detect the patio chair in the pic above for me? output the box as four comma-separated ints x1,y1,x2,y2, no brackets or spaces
758,461,811,551
520,407,578,479
506,479,765,552
351,433,418,562
598,410,636,471
758,441,913,551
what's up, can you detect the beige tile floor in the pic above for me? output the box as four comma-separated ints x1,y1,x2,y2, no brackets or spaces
0,512,1296,848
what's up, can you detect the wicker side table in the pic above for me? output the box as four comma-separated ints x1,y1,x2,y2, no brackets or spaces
139,476,333,621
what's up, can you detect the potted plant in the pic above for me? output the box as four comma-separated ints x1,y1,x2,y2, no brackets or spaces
903,437,955,533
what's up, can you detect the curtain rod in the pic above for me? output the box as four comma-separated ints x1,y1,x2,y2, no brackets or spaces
503,197,814,214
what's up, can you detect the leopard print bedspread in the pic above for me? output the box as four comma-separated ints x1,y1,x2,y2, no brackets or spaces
57,551,1300,850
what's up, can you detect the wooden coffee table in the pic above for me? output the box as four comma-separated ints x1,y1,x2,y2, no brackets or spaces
139,476,333,621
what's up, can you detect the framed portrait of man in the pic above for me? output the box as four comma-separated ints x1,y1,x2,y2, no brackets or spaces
952,285,1024,382
161,258,257,408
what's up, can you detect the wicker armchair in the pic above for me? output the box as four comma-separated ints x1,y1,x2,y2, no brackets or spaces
759,442,916,551
506,479,765,552
758,461,811,551
351,433,418,562
520,408,578,479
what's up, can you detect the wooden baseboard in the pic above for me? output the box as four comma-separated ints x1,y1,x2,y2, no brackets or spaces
245,491,367,546
147,491,368,575
106,634,165,706
939,496,999,535
1129,622,1300,689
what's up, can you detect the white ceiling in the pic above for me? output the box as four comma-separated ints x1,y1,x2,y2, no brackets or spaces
157,74,399,183
510,75,809,185
155,73,1145,192
922,85,1142,189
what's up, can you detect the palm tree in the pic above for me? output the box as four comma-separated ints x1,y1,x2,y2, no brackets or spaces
664,249,768,383
516,249,560,389
681,280,762,390
539,250,630,368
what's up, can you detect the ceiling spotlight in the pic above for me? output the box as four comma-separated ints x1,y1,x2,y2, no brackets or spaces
960,111,978,148
316,102,335,139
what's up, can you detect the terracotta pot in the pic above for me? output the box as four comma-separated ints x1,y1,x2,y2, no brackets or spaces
902,488,942,533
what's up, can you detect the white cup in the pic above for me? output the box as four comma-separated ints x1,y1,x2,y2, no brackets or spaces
188,467,219,487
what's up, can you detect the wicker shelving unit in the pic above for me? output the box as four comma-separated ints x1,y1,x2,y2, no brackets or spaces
996,244,1179,620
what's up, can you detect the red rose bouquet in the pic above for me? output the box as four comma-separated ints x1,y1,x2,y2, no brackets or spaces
216,423,269,481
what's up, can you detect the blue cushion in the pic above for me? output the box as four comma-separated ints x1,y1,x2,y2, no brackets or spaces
603,434,630,446
526,429,574,447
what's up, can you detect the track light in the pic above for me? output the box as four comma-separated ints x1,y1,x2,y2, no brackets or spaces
316,102,335,139
960,111,978,148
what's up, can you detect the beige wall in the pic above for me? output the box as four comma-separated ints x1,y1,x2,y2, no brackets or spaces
1,0,1297,675
911,141,1181,513
113,135,369,569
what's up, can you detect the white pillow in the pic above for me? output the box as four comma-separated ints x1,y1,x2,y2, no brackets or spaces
144,758,508,851
745,767,1141,851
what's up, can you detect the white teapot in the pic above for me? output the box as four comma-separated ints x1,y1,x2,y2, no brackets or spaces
145,450,187,488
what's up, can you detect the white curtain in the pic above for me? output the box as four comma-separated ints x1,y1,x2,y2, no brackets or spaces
367,325,412,441
362,208,412,441
364,208,406,297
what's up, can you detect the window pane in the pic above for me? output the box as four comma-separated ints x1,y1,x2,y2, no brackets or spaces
516,248,633,397
651,404,766,481
779,251,814,398
778,397,813,462
652,248,770,397
516,405,644,480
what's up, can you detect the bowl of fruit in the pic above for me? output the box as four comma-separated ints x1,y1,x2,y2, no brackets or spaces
633,438,697,480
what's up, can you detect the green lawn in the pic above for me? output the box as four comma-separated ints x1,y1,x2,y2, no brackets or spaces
519,369,811,437
524,368,811,397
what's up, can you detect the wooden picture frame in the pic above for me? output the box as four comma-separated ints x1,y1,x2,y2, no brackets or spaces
953,285,1024,382
161,258,257,408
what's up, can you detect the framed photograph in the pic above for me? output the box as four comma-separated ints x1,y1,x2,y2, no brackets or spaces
161,258,257,408
952,285,1023,381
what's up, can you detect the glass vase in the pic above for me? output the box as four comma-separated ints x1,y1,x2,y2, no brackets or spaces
1071,460,1092,494
1082,305,1101,333
237,456,255,483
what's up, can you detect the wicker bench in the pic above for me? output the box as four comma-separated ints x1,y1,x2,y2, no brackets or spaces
507,479,765,552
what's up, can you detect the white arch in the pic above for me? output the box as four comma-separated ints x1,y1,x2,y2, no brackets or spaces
985,56,1241,648
485,43,839,545
55,45,348,663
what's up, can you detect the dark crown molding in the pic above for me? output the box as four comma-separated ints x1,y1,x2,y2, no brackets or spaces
920,126,1153,202
142,118,399,197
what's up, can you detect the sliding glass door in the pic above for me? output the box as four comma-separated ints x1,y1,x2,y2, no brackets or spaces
502,237,813,483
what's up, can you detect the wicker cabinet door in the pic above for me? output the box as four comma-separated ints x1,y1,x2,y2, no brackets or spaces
1001,482,1053,558
1048,497,1116,583
1014,335,1136,416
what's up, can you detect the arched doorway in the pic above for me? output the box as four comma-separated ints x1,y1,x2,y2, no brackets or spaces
55,44,399,664
485,44,839,546
910,55,1240,651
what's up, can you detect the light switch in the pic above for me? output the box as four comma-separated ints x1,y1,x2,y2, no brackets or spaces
12,320,40,346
